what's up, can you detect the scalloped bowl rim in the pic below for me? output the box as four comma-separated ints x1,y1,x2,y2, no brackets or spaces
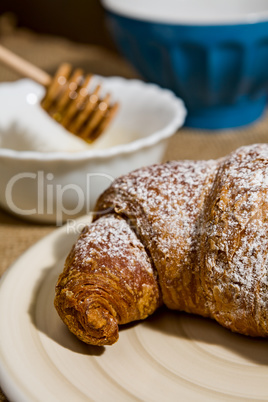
101,0,268,25
0,77,186,162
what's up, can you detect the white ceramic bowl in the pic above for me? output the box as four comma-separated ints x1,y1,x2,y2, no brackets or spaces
0,77,186,224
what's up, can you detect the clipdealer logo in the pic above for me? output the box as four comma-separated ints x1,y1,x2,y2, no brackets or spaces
5,171,114,226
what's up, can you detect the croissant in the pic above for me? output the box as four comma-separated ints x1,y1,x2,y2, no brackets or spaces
54,144,268,345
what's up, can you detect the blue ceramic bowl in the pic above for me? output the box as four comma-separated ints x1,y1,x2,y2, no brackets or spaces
101,0,268,129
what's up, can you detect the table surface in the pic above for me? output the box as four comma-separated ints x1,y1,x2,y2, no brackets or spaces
1,20,268,402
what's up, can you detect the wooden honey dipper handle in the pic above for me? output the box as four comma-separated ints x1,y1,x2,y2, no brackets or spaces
0,44,52,87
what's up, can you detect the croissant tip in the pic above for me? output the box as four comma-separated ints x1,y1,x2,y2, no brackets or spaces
73,303,119,346
86,306,118,339
54,294,119,346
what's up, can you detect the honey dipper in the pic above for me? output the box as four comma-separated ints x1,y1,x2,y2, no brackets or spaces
0,45,119,143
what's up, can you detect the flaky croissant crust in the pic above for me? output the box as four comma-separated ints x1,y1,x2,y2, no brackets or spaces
55,144,268,345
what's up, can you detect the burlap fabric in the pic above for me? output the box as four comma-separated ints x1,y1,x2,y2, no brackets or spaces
0,20,268,402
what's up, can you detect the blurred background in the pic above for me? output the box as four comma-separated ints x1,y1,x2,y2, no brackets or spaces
0,0,116,52
1,0,268,130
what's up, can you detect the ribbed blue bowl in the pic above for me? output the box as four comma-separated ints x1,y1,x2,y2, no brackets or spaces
101,1,268,129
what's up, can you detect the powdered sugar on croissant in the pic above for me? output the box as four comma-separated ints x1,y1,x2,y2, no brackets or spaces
55,144,268,345
199,144,268,336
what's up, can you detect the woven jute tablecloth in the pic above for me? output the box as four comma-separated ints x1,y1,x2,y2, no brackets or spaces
1,23,268,402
